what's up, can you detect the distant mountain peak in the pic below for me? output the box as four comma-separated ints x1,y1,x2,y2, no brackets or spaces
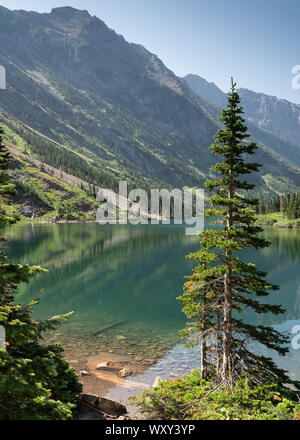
184,73,300,159
50,7,90,18
0,7,298,196
184,74,227,109
238,87,300,108
47,6,94,36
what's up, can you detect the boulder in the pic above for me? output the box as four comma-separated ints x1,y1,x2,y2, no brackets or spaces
96,361,121,373
96,361,110,369
119,368,132,377
97,397,127,417
80,393,99,406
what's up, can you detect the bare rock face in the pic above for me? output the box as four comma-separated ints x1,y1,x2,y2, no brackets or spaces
238,88,300,147
184,74,300,168
20,202,34,218
20,201,45,218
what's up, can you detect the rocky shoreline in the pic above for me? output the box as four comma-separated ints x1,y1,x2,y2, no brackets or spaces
43,324,181,417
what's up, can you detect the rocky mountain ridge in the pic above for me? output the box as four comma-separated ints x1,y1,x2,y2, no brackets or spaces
184,74,300,166
0,5,298,215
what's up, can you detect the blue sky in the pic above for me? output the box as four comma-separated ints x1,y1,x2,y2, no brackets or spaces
1,0,300,103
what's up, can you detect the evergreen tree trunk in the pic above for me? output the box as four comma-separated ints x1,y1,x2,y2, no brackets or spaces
216,309,222,374
223,255,232,379
201,293,207,379
180,79,300,391
223,168,233,379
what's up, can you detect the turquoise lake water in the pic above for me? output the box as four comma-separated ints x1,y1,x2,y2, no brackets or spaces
5,223,300,403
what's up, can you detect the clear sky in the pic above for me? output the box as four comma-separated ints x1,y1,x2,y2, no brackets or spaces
1,0,300,103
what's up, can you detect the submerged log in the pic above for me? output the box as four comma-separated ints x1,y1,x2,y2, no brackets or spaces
91,321,126,336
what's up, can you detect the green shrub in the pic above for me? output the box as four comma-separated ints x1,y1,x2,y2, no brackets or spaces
0,294,82,420
0,342,82,420
0,127,82,420
130,371,300,420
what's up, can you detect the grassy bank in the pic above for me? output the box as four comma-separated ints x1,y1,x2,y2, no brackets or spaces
256,213,300,229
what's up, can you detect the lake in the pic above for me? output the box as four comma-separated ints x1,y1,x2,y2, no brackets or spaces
5,223,300,405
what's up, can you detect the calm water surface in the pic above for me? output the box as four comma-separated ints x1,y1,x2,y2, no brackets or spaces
5,223,300,404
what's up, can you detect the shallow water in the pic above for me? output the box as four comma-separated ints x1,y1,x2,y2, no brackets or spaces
5,223,300,405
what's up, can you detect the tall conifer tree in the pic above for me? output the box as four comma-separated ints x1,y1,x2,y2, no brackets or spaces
180,80,298,388
0,127,82,419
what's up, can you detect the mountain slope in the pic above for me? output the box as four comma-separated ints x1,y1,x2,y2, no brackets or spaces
184,74,300,167
0,5,298,206
238,88,300,147
183,74,227,109
7,145,100,222
0,6,217,189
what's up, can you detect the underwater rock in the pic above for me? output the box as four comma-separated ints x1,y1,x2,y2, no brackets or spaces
119,368,132,377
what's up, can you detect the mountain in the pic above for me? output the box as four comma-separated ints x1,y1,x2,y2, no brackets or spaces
238,88,300,147
184,74,300,167
0,6,299,223
0,5,217,190
184,74,227,109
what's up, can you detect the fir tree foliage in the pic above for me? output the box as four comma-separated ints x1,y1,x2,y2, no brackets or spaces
0,127,82,420
179,80,298,388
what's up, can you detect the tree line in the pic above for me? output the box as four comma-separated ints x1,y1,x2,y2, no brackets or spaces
258,192,300,219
